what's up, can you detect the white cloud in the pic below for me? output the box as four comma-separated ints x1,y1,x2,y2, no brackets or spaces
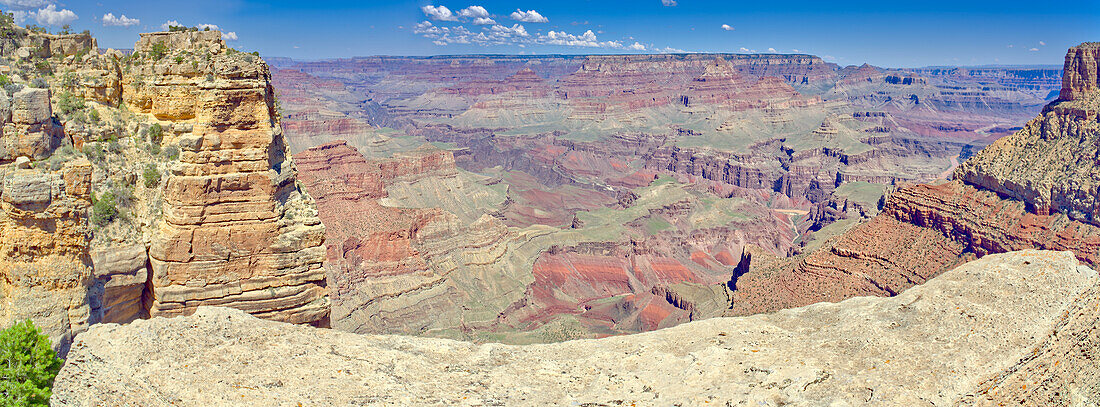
510,9,548,23
657,46,685,53
540,29,620,47
792,48,800,52
1029,47,1039,52
197,23,220,31
767,47,776,52
1039,41,1046,46
1007,44,1014,48
102,12,139,27
661,0,678,5
458,6,490,18
222,31,238,40
489,23,529,37
422,5,458,22
472,17,496,25
29,4,76,26
0,0,47,9
414,18,636,50
160,20,181,30
721,24,734,31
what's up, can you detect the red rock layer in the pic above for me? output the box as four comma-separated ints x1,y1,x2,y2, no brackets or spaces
293,141,457,328
730,180,1100,316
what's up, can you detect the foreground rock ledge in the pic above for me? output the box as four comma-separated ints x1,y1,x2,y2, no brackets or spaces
52,250,1095,406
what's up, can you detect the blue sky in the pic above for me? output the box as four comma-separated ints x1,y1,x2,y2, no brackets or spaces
6,0,1099,67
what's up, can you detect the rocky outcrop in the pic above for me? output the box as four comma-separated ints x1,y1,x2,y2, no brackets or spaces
730,179,1100,316
733,43,1100,317
91,245,150,324
0,160,96,355
51,250,1097,406
0,87,63,162
1060,42,1100,101
955,43,1100,224
119,31,330,325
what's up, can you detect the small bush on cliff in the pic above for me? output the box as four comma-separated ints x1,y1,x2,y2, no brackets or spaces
91,190,119,226
143,164,161,189
148,123,163,145
0,320,61,406
148,42,168,60
56,92,86,116
163,145,179,161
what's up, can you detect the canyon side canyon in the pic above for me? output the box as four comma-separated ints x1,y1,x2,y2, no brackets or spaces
0,14,1097,405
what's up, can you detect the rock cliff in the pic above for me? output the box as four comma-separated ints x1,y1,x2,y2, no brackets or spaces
122,31,329,325
0,160,96,354
0,25,330,348
731,42,1100,317
50,250,1098,406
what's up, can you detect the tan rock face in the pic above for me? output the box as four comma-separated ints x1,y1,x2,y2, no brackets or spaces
121,31,330,325
50,251,1098,406
1060,42,1100,101
0,159,97,355
0,87,63,162
955,47,1100,225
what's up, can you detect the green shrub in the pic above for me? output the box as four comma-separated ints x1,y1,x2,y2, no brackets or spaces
173,55,184,64
0,320,62,406
91,190,118,226
81,144,104,163
0,75,10,88
87,109,100,124
56,92,86,116
148,42,168,60
147,142,161,156
142,164,161,189
148,123,163,145
163,145,179,161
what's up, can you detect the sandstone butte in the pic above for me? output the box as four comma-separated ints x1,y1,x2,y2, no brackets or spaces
0,26,329,354
50,250,1100,406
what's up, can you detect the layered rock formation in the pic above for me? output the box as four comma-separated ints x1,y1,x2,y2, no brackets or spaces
121,31,329,325
0,24,331,350
0,87,63,162
728,42,1100,317
0,160,96,354
51,250,1098,405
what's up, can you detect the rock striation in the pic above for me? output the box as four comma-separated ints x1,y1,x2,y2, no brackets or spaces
51,250,1098,406
0,87,63,162
0,160,96,354
0,25,332,350
121,31,330,325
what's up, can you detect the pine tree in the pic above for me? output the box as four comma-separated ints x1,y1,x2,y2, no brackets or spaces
0,321,61,406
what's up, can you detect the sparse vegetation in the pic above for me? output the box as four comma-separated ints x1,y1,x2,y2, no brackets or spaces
143,164,161,189
0,320,61,406
148,42,168,60
148,123,163,145
163,145,180,161
91,190,118,226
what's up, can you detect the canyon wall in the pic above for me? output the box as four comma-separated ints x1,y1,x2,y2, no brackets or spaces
729,42,1100,318
0,26,330,349
122,31,329,324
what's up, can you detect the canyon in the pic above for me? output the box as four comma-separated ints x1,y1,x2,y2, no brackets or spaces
264,46,1063,340
0,10,1092,405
